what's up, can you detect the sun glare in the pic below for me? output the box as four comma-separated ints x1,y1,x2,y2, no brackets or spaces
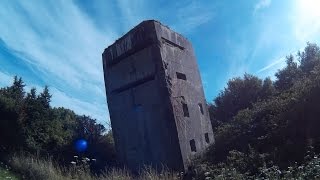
294,0,320,41
297,0,320,18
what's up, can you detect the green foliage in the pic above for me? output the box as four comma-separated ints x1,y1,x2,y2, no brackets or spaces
9,154,177,180
0,77,115,172
0,161,20,180
201,43,320,178
209,73,276,127
275,55,302,91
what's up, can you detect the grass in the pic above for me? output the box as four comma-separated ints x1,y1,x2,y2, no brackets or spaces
7,153,181,180
0,162,20,180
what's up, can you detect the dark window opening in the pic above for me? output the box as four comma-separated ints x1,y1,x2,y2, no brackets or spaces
176,72,187,80
111,74,155,94
198,103,204,115
190,139,197,152
161,37,185,50
205,133,210,143
182,103,189,117
134,104,143,112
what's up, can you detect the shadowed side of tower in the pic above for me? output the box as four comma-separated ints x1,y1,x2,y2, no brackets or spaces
102,20,214,172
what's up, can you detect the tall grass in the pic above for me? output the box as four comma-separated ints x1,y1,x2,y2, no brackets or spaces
8,153,180,180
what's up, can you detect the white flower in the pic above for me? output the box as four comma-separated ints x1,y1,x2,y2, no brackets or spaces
85,158,90,161
204,172,210,176
277,170,282,174
91,159,97,162
70,161,76,165
73,156,78,158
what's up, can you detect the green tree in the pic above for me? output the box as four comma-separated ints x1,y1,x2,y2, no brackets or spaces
210,74,263,124
274,55,302,91
259,77,276,99
298,42,320,74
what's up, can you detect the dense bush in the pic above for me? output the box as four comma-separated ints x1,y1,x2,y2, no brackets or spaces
198,43,320,179
0,79,116,172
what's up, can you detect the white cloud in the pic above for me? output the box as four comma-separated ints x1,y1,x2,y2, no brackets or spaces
0,1,117,88
257,57,285,73
0,1,116,123
254,0,272,13
174,0,214,33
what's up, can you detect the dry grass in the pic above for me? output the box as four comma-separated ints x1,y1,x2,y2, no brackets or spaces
8,154,181,180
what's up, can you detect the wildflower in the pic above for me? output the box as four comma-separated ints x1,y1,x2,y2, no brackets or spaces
85,158,90,161
205,177,211,180
204,172,210,176
277,170,282,174
70,161,76,165
74,156,78,158
314,156,318,159
91,159,97,162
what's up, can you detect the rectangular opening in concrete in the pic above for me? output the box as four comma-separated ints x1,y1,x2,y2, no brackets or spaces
205,133,210,143
176,72,187,80
182,103,189,117
106,41,154,68
112,74,155,94
190,139,197,152
133,104,143,112
198,103,204,115
161,37,185,50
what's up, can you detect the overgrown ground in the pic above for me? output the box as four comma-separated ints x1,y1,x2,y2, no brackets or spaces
6,154,180,180
0,162,19,180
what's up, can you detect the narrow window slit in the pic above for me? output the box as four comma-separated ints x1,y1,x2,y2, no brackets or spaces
190,139,197,152
198,103,204,115
161,37,185,50
205,133,210,143
111,74,155,94
176,72,187,80
182,103,189,117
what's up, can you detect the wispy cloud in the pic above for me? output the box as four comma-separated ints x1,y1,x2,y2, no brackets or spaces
256,57,285,73
0,0,216,125
174,0,214,33
254,0,272,14
0,0,116,123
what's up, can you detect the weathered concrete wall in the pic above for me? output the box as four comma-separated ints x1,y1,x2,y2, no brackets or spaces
102,20,214,172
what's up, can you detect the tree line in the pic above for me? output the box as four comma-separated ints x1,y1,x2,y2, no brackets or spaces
192,42,320,179
0,79,116,172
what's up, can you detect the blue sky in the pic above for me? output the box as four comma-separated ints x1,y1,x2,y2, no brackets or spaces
1,0,320,127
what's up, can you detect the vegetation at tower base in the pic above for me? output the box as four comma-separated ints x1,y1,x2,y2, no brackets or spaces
0,77,116,174
1,43,320,179
193,42,320,179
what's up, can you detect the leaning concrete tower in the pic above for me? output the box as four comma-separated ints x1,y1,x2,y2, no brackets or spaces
102,20,214,172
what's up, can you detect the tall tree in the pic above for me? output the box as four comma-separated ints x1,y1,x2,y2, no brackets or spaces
210,74,263,123
298,42,320,74
275,55,302,91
